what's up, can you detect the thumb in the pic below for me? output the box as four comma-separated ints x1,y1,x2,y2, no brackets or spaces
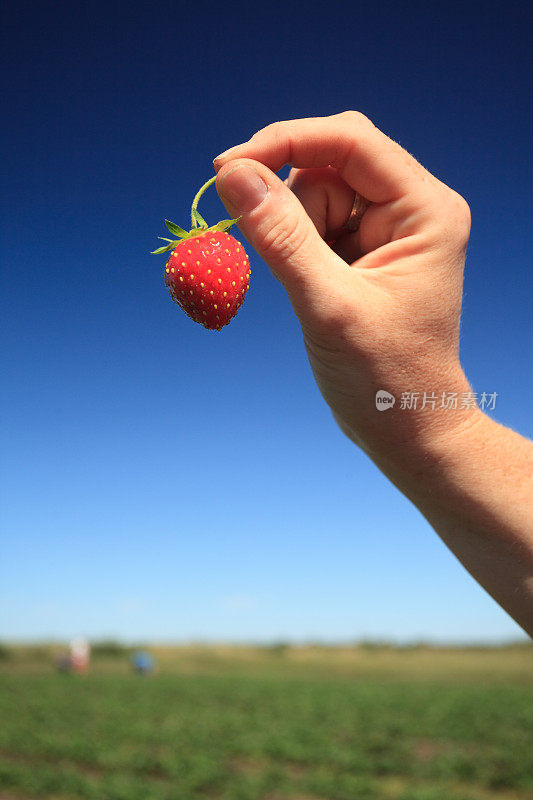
215,158,343,307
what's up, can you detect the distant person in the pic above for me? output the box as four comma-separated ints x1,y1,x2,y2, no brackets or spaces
70,637,90,673
213,112,533,636
132,650,155,675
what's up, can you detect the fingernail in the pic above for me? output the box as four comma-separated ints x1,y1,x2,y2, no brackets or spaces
218,165,268,212
213,143,245,167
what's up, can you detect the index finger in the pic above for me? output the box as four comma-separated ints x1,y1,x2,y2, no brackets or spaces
213,111,429,204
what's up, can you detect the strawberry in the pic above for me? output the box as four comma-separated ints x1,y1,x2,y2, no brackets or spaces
152,176,251,331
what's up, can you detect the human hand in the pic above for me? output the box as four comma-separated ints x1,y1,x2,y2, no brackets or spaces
214,112,533,634
213,112,479,471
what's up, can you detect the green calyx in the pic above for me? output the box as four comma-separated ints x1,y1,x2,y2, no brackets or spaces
151,176,241,255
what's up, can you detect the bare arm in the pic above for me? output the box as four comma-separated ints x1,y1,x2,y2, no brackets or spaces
375,412,533,635
213,112,533,635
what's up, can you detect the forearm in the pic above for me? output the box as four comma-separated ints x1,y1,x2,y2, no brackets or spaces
376,411,533,635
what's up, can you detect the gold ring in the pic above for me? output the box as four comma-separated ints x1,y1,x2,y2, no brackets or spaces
344,193,370,232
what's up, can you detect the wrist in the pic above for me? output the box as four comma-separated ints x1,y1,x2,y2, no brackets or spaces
375,405,488,508
342,363,488,488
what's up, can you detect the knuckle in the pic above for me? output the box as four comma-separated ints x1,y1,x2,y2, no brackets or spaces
253,120,292,159
453,190,471,225
263,120,282,135
258,215,310,263
446,189,471,242
425,185,472,249
339,109,374,128
254,120,285,141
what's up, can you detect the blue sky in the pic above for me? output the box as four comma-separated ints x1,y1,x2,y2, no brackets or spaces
1,0,532,643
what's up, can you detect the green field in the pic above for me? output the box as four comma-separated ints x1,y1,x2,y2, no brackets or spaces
0,644,532,800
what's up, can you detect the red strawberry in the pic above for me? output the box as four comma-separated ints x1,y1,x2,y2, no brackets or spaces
152,176,251,331
164,231,250,331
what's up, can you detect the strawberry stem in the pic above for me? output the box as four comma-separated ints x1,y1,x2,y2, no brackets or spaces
191,176,216,229
151,174,241,254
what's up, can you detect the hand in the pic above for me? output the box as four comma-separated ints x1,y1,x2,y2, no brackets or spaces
214,112,533,635
213,111,478,470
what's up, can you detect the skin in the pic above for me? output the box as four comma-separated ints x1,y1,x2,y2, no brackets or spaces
213,111,533,636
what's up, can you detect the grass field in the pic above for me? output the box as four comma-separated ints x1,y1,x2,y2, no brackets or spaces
0,644,532,800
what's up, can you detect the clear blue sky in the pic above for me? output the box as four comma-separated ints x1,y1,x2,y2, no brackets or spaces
1,0,532,644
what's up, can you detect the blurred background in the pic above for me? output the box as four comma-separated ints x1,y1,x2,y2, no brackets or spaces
1,1,532,799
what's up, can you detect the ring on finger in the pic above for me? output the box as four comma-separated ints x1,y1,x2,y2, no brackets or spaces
344,193,371,232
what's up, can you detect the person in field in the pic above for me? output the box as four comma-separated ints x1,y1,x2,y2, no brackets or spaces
70,637,90,673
